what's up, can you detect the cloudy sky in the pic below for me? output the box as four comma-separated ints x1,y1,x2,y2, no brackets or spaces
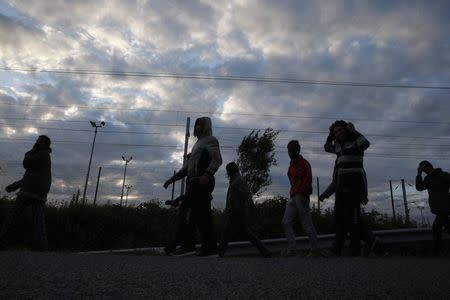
1,0,449,222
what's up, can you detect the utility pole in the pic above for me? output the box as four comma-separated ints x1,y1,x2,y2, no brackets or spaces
180,117,190,196
82,121,105,204
125,184,133,206
76,189,80,204
401,179,410,224
171,170,176,201
93,167,102,206
418,206,425,226
316,177,320,214
120,156,133,206
389,180,396,221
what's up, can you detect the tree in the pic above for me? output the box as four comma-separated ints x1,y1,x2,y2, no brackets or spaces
236,128,279,196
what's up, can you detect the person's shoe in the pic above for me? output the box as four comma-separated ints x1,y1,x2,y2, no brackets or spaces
171,248,196,257
363,237,385,257
164,247,174,256
218,249,225,258
324,248,341,258
196,249,218,257
261,251,272,258
305,249,322,258
280,249,297,257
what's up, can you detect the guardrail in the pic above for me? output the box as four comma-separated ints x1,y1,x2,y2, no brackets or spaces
79,227,447,255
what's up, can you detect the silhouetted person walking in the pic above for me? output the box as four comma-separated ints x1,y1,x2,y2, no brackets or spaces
324,121,370,256
0,135,52,251
218,162,271,257
319,179,386,257
415,160,450,256
163,194,196,256
164,117,222,256
282,140,319,257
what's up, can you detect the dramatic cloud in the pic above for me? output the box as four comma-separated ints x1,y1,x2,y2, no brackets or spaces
1,0,449,223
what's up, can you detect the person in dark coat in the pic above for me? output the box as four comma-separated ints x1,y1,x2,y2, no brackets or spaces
0,135,52,251
218,162,271,257
415,160,450,256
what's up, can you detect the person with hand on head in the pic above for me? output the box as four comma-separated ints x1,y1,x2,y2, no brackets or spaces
163,117,222,257
0,135,52,251
218,162,271,258
324,120,371,256
416,160,450,256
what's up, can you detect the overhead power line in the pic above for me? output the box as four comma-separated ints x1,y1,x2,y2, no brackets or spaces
2,66,450,90
1,112,450,126
1,121,450,141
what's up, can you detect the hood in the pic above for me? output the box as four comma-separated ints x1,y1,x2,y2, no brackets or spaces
194,117,213,138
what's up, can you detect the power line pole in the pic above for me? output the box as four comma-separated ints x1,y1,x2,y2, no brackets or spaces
125,184,133,206
180,117,190,196
389,180,396,221
171,170,176,201
316,177,320,214
401,179,410,224
93,167,102,206
419,206,425,226
120,156,133,206
82,121,105,204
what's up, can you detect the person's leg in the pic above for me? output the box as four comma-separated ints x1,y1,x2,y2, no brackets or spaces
282,197,299,254
349,197,362,256
193,193,217,254
0,195,29,248
165,201,191,254
243,219,271,257
218,216,236,256
31,201,48,251
432,214,444,256
295,195,319,251
443,214,450,235
332,193,347,256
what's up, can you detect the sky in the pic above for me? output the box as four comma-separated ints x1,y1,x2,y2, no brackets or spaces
1,0,449,223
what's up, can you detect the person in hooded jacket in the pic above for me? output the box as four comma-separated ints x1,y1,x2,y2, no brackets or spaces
415,160,450,256
164,117,222,256
0,135,52,251
218,162,271,257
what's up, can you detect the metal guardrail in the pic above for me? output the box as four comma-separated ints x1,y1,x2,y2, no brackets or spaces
79,227,447,255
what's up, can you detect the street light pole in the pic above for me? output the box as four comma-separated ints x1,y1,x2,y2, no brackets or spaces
82,121,105,204
125,184,133,206
120,156,133,206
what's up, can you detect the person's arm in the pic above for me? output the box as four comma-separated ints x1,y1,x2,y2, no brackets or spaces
5,180,23,193
324,132,336,153
204,137,223,177
319,182,335,201
238,179,255,214
347,123,370,151
163,165,187,189
443,172,450,185
415,167,427,191
23,149,50,171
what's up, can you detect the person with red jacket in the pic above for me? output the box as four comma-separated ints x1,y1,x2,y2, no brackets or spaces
282,140,319,257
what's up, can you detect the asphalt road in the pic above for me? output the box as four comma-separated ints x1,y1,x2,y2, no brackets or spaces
1,251,449,299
